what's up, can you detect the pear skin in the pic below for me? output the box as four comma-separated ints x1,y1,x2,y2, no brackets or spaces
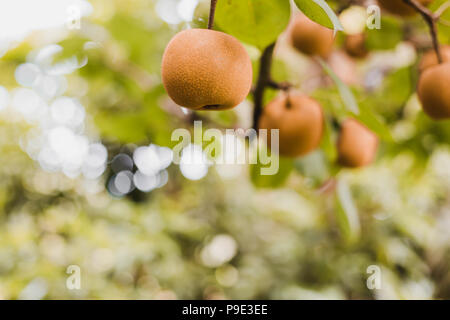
162,29,253,111
337,119,378,168
418,63,450,119
290,15,335,59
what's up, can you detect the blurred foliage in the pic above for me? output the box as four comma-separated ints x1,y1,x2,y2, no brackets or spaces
0,0,449,300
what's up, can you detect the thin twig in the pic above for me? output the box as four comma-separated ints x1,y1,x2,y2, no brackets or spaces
208,0,218,30
403,0,442,63
438,18,450,27
267,79,292,91
435,0,450,17
252,43,276,131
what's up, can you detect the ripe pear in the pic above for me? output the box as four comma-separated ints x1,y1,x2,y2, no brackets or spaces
258,92,324,157
419,46,450,73
418,62,450,119
344,33,368,59
337,119,378,168
378,0,433,16
290,14,335,58
161,29,253,111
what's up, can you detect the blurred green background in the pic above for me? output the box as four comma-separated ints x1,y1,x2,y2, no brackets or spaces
0,0,449,300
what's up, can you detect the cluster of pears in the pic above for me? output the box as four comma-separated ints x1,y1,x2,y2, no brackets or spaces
161,14,378,168
259,15,377,167
377,0,450,120
160,2,448,171
258,91,378,168
291,13,368,60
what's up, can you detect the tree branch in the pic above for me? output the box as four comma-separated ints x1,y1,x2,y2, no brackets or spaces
251,44,294,131
252,43,275,131
208,0,218,30
438,18,450,27
403,0,442,63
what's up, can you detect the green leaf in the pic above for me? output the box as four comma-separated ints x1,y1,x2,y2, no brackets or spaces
94,86,175,146
95,111,149,143
321,117,338,161
293,0,343,32
318,58,359,114
379,67,414,108
356,102,393,142
215,0,291,49
250,152,294,188
313,62,393,141
294,151,330,187
335,177,360,243
435,0,450,43
107,14,171,73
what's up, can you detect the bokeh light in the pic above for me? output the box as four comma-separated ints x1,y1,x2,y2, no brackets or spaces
9,45,108,181
0,0,92,42
201,235,238,268
156,0,199,25
180,143,209,181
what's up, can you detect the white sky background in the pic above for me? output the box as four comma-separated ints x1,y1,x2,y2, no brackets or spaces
0,0,92,42
156,0,199,25
0,0,201,43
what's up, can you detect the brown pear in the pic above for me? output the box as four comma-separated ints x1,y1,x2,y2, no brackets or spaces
337,119,378,168
344,33,368,59
161,29,253,111
378,0,433,16
290,14,335,58
419,46,450,73
258,92,324,157
417,62,450,119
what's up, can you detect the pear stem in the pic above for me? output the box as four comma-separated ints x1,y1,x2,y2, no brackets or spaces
285,91,292,109
267,80,292,91
208,0,218,30
403,0,442,63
